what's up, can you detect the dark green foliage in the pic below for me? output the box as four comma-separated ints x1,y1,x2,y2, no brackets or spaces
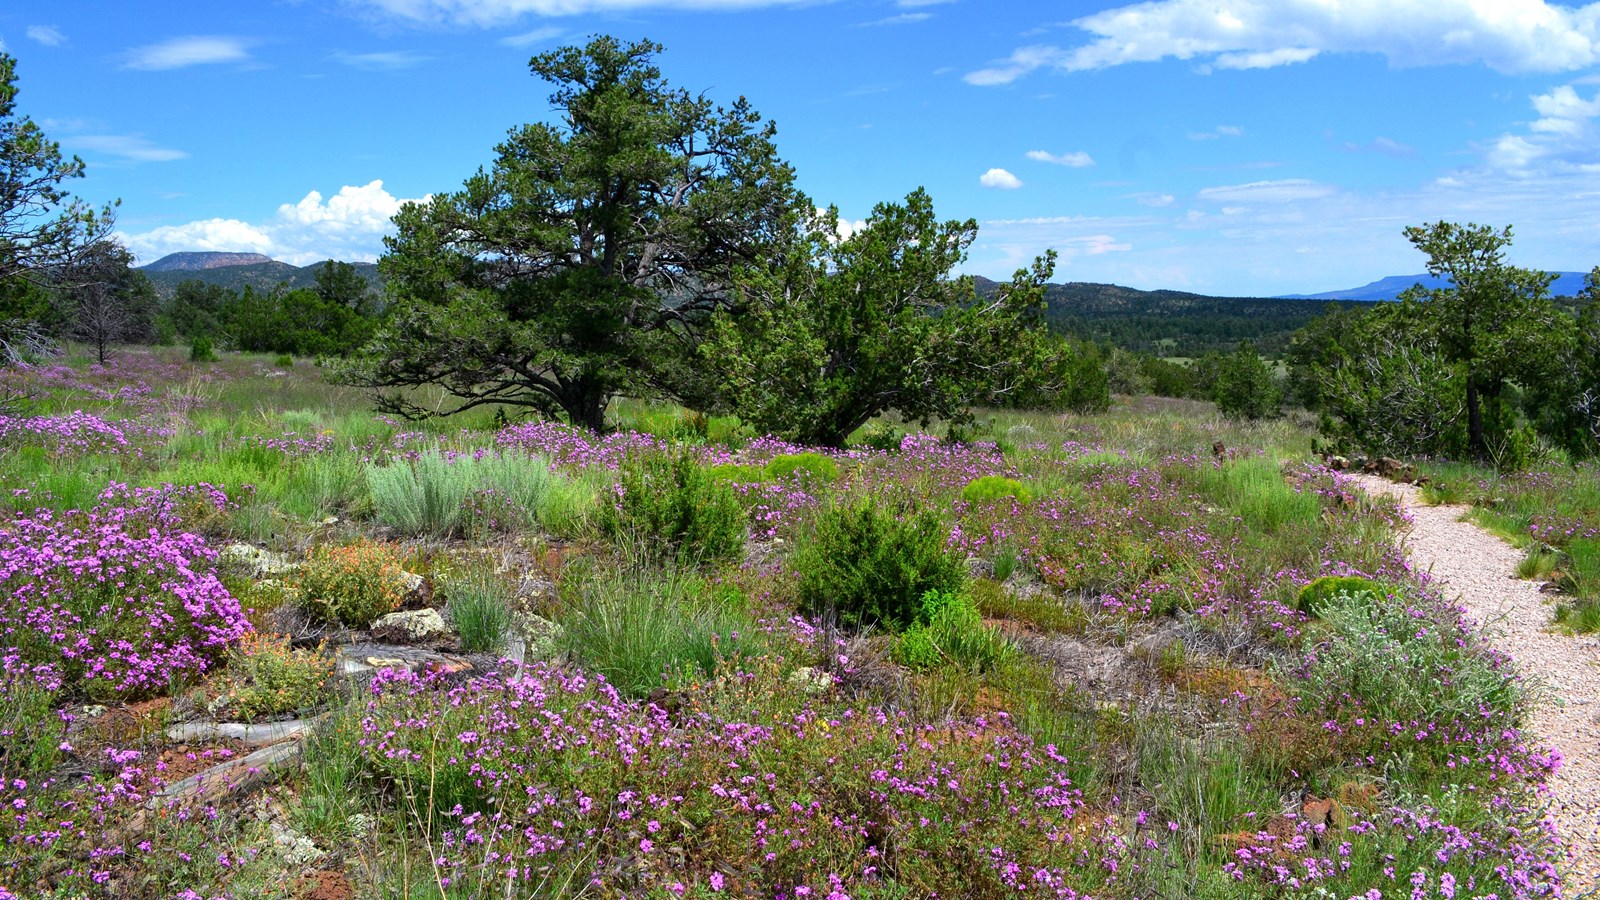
1523,268,1600,460
997,336,1111,413
764,452,839,484
960,475,1031,505
795,501,966,631
340,36,796,431
189,335,217,362
1211,341,1280,420
602,452,747,566
708,192,1059,447
992,276,1346,358
1296,575,1386,618
0,53,115,289
142,258,381,301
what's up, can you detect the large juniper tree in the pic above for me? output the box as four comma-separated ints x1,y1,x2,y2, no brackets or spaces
340,36,796,431
706,191,1060,448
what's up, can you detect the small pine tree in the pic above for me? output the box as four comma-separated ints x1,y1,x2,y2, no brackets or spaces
1213,341,1280,420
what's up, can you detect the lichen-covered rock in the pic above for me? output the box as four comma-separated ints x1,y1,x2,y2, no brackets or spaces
220,543,299,578
371,608,450,642
787,666,835,695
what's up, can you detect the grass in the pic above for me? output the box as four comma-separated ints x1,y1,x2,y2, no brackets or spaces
0,349,1566,899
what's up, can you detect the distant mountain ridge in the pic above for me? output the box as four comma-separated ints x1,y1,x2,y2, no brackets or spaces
1279,271,1592,301
137,252,381,300
141,251,275,272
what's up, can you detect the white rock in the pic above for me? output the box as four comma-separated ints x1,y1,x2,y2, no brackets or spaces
372,608,450,641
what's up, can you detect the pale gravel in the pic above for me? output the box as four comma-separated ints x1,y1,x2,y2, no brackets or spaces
1353,475,1600,893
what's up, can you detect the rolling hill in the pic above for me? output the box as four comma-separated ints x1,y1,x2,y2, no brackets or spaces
138,253,381,300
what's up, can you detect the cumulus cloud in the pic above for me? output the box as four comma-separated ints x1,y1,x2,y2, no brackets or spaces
124,36,252,71
1026,149,1094,167
350,0,808,26
965,0,1600,84
68,134,188,163
119,180,428,266
979,168,1024,189
26,25,65,47
1482,82,1600,175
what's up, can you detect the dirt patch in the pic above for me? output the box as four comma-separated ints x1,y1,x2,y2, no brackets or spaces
157,741,247,782
295,869,355,900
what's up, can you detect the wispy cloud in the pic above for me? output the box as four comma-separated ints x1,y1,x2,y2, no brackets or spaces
966,0,1600,85
69,134,188,163
1341,136,1417,158
1196,179,1337,204
979,168,1024,189
858,13,931,26
1026,149,1094,167
499,26,564,48
123,36,252,71
26,25,65,47
1188,125,1243,140
350,0,812,26
334,51,433,70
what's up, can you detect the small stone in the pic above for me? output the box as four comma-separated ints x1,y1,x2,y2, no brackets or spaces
220,543,299,578
371,608,450,642
787,666,834,695
270,823,325,866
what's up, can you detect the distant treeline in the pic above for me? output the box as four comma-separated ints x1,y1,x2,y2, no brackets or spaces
976,277,1370,359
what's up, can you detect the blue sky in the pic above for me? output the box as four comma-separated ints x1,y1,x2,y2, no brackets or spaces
4,0,1600,296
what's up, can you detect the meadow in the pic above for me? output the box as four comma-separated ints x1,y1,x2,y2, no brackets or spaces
0,346,1570,899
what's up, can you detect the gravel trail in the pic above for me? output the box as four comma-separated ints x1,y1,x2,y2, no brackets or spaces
1354,475,1600,893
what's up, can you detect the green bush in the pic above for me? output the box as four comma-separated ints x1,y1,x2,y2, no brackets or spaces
437,562,515,653
601,452,746,566
1212,341,1280,420
1296,575,1386,617
893,589,1015,673
708,463,767,484
298,541,408,628
274,353,294,368
795,501,966,631
222,632,334,721
189,335,217,363
1300,590,1521,727
961,475,1031,505
764,452,840,484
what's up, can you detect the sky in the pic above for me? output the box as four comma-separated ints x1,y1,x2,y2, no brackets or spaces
5,0,1600,297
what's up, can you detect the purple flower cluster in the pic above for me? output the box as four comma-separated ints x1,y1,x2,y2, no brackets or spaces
0,484,252,698
0,410,171,458
360,662,1113,898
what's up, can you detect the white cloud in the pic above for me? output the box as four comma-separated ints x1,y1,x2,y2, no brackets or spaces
500,26,564,47
966,0,1600,84
858,13,931,26
334,50,433,70
26,25,65,47
68,134,188,163
119,180,429,266
1136,193,1176,207
1531,84,1600,135
1188,125,1244,141
979,167,1024,189
1341,136,1417,157
1026,149,1094,167
1196,179,1337,203
350,0,809,26
124,36,252,71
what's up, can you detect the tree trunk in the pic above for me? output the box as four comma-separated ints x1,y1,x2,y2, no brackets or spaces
1466,375,1484,459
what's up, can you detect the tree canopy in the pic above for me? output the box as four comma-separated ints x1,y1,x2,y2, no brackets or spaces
705,191,1061,447
339,36,796,431
0,52,116,362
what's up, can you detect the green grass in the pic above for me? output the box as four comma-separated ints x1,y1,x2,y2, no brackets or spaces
1200,456,1322,534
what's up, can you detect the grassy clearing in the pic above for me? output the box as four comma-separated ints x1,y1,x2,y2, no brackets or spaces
0,347,1563,898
